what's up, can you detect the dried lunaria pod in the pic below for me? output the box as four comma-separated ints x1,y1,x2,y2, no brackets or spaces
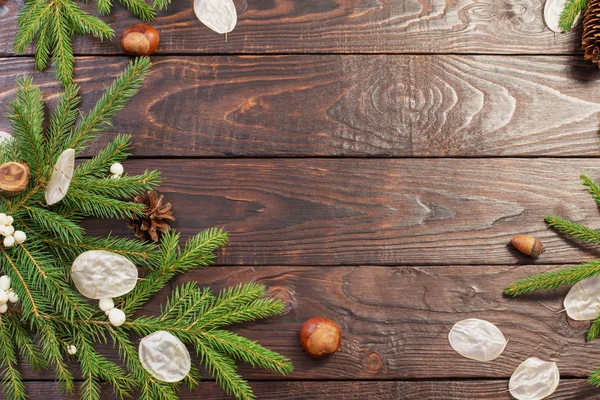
564,276,600,320
194,0,237,34
511,235,545,257
0,131,12,145
139,330,191,382
71,250,138,299
45,148,74,205
509,357,560,400
448,318,507,362
544,0,568,32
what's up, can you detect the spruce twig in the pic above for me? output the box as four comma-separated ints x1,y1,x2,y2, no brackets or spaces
14,0,170,87
0,59,292,400
560,0,589,31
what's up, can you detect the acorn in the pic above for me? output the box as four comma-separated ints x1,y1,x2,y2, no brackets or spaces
120,24,160,56
300,317,341,358
511,235,545,257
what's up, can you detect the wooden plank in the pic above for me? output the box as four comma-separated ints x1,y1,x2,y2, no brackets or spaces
3,379,597,399
80,158,600,265
0,0,584,55
13,265,600,381
2,55,600,157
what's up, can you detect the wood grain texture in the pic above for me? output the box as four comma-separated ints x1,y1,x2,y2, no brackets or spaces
3,55,600,157
2,379,597,399
80,158,600,265
13,265,600,381
0,0,585,55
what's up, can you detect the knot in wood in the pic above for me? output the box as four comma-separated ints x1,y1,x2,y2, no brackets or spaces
265,286,295,314
0,162,30,197
366,352,383,374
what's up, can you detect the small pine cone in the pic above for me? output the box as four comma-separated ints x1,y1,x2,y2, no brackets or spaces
583,0,600,66
129,191,175,242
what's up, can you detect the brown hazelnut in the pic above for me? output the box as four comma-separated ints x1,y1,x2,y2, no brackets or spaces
120,24,160,56
300,317,341,358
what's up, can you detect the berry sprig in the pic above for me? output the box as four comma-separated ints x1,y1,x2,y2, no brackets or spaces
0,213,26,248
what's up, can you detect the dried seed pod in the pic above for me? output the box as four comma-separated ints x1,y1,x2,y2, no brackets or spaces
448,318,507,362
45,148,74,205
544,0,569,32
0,162,30,197
139,330,191,382
194,0,237,34
564,276,600,320
71,250,138,299
509,357,559,400
300,317,342,358
511,235,545,257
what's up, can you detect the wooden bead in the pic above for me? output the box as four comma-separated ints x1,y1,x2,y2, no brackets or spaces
0,162,30,197
300,317,341,358
511,235,545,257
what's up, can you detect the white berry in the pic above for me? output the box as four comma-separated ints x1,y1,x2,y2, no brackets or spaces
7,291,18,304
0,290,9,305
1,226,14,237
67,345,77,355
108,308,126,327
99,298,114,312
13,231,26,244
110,163,124,176
0,214,7,226
0,304,8,314
7,216,13,225
3,236,14,248
0,276,10,291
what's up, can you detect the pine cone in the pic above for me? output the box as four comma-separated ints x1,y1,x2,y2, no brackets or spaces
583,0,600,66
129,191,175,242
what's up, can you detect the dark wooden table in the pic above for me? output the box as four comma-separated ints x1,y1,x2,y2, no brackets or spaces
2,0,600,398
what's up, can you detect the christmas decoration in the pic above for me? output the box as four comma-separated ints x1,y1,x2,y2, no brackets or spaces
0,57,292,400
13,0,172,86
0,163,30,197
505,174,600,386
120,24,160,56
448,318,507,362
129,190,175,242
509,358,560,400
138,330,191,383
299,317,342,358
194,0,237,35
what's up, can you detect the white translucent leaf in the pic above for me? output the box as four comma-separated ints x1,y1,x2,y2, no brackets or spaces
544,0,568,33
448,318,507,362
139,330,191,383
0,131,12,145
509,357,560,400
564,276,600,320
194,0,237,34
45,148,74,205
71,250,138,299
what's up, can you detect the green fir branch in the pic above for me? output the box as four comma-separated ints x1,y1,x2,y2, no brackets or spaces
545,216,600,245
66,57,151,153
559,0,589,32
0,61,290,400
